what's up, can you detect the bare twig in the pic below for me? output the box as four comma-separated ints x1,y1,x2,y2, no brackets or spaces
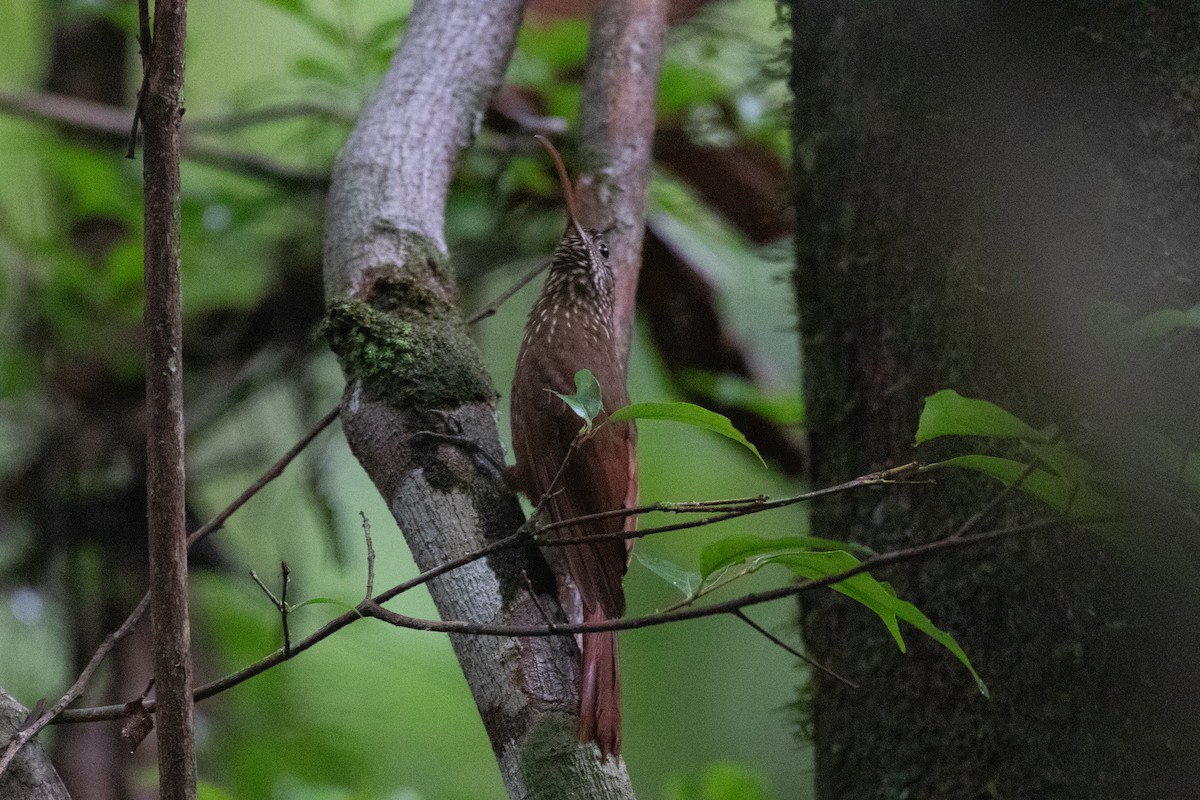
36,457,898,747
249,570,282,608
733,610,859,689
1,408,337,768
944,458,1040,541
53,516,1055,726
280,563,291,655
521,570,557,630
359,518,1055,637
540,463,918,535
534,463,922,548
464,259,551,325
188,406,339,548
249,565,292,655
535,432,587,516
46,462,929,735
128,0,152,158
0,594,150,778
361,513,375,602
0,90,328,189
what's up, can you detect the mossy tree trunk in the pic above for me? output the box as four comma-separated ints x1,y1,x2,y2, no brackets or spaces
320,1,661,796
789,1,1200,797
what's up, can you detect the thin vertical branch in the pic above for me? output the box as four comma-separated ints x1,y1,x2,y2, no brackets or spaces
128,0,152,158
141,0,195,797
576,0,670,362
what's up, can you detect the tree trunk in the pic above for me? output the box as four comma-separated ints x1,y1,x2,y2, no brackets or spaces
322,2,637,796
0,690,71,800
790,1,1200,797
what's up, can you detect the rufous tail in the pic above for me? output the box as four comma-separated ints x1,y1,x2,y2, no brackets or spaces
578,618,621,758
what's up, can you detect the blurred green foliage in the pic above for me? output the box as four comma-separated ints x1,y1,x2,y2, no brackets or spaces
0,1,809,798
664,762,772,800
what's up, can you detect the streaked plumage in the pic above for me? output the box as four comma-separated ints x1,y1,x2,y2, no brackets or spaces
510,149,638,758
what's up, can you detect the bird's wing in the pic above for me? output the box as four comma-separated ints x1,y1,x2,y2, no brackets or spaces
513,362,636,620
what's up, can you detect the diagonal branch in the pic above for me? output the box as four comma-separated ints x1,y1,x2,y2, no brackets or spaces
733,610,859,689
0,408,336,778
0,90,329,189
53,463,917,727
0,594,150,780
0,691,69,799
53,516,1054,726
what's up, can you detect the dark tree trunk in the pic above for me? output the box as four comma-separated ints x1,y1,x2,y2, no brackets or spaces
0,691,71,800
790,1,1200,797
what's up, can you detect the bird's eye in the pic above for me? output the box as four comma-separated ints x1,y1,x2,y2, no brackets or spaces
598,242,610,259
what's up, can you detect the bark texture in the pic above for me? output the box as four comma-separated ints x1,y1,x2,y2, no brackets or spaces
0,691,71,800
323,1,636,796
791,1,1200,797
576,0,669,363
141,1,195,798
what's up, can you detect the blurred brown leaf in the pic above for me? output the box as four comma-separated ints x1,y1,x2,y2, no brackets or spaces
654,127,792,244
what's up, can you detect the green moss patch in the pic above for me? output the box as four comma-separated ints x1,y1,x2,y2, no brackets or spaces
323,296,495,411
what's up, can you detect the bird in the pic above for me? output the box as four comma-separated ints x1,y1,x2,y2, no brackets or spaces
508,135,638,758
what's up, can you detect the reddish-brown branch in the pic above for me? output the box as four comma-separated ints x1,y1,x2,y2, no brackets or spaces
141,0,195,795
576,0,671,362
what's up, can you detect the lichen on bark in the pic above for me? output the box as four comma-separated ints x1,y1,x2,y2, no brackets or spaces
322,286,496,413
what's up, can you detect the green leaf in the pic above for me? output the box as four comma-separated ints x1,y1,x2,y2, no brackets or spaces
665,762,771,800
930,455,1115,520
1024,442,1094,483
678,369,805,426
293,57,357,88
699,535,987,695
1128,304,1200,341
256,0,309,15
610,401,765,466
916,389,1047,445
700,534,873,577
197,781,236,800
635,553,701,597
554,369,604,433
